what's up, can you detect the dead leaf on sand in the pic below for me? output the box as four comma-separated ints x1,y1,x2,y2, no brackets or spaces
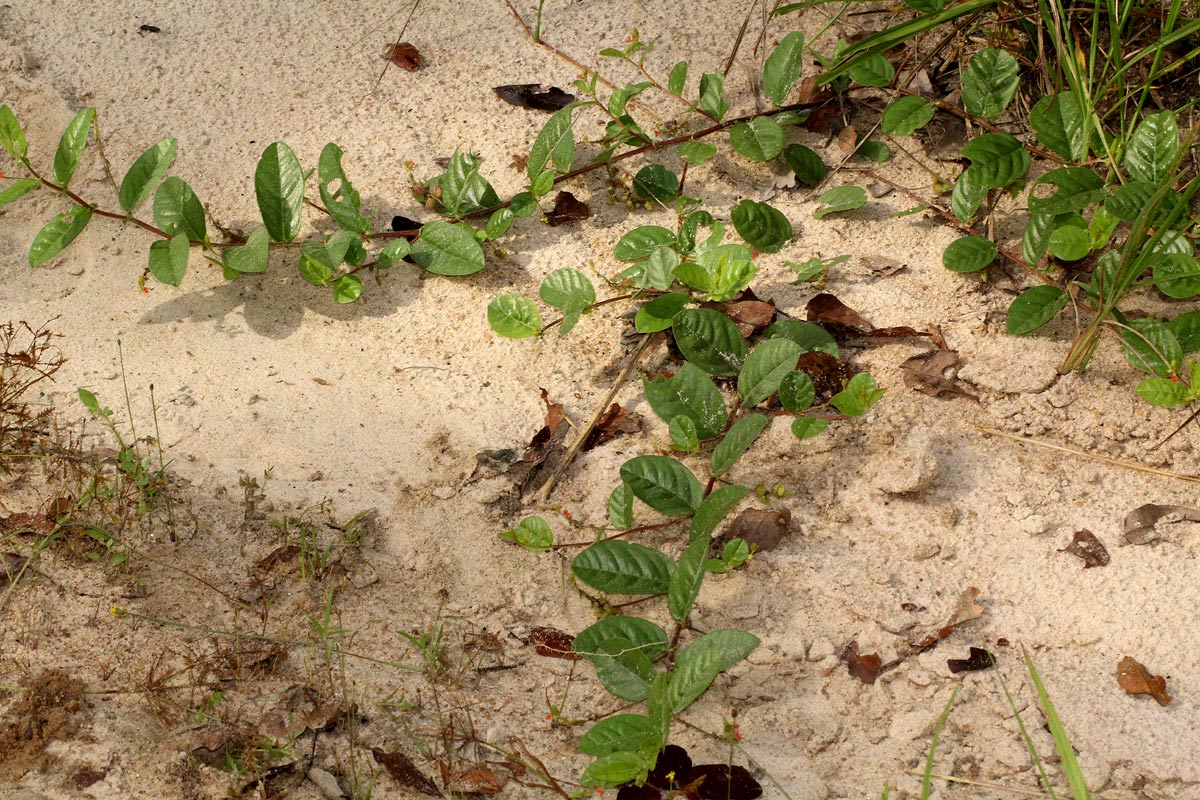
1116,656,1172,706
723,507,792,552
796,351,857,401
545,190,591,226
372,747,442,796
531,626,579,660
912,587,985,650
901,349,978,400
442,761,508,795
947,647,996,674
580,403,641,452
842,641,882,684
383,42,423,71
493,83,575,112
1122,503,1200,545
1058,529,1110,568
806,293,873,334
467,389,570,485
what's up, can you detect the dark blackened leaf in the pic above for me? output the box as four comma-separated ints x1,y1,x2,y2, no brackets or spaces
390,215,423,241
947,647,996,673
138,24,161,33
806,293,873,333
618,784,662,800
796,351,856,400
865,326,927,340
494,84,576,112
842,641,881,684
1058,529,1110,568
522,388,568,465
581,403,642,452
645,745,692,790
688,764,763,800
1116,656,1172,706
724,507,791,552
911,587,985,650
546,190,591,226
1123,503,1200,545
901,349,978,400
466,449,519,483
372,748,442,796
384,42,423,71
72,768,106,789
531,626,580,660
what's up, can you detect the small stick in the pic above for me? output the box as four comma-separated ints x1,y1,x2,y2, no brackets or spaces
534,333,657,503
974,424,1200,483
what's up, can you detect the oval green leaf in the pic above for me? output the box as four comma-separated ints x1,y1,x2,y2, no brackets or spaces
333,274,363,303
942,235,997,272
28,205,93,267
765,319,838,355
643,362,728,440
487,294,541,338
763,31,806,105
711,413,768,476
614,225,676,262
221,226,270,274
318,142,368,234
608,483,633,530
619,454,703,516
882,96,934,136
147,232,189,287
254,141,304,243
118,138,177,212
572,540,675,595
792,416,828,439
672,308,747,377
739,338,802,406
731,199,791,252
578,715,660,757
729,117,785,162
0,104,27,160
0,178,41,208
1006,285,1068,334
632,164,679,202
573,617,668,661
635,292,689,333
528,107,574,182
961,47,1019,119
783,143,826,187
52,107,95,186
813,186,867,219
666,629,760,714
779,371,815,411
153,176,206,242
410,220,485,275
1123,110,1179,184
1030,93,1086,162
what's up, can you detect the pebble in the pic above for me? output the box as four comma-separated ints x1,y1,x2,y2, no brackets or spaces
308,768,346,799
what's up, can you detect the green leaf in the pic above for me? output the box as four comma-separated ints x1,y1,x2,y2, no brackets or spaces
1028,168,1104,216
666,629,760,714
672,308,747,377
1168,311,1200,353
614,225,676,262
1030,93,1086,162
729,117,785,162
791,416,828,439
487,294,542,338
28,205,93,267
500,516,554,551
698,73,728,119
510,191,538,217
1104,181,1157,222
376,239,411,269
298,249,333,287
147,232,189,287
669,486,749,623
317,143,368,234
410,220,485,275
961,48,1019,119
677,141,718,166
77,387,103,416
1006,285,1067,334
333,274,363,303
882,96,934,136
0,104,28,160
763,31,806,105
961,133,1030,189
635,292,688,333
942,236,997,272
540,267,596,310
1136,377,1190,407
951,166,988,223
1047,223,1089,261
856,140,891,163
831,372,885,416
765,319,838,355
668,60,689,95
574,617,668,661
708,538,752,573
783,144,826,187
1023,211,1078,268
119,138,177,213
633,165,679,203
435,151,501,217
152,177,206,242
608,484,633,530
253,142,304,242
573,540,675,594
221,226,270,274
813,186,867,218
580,751,649,788
711,414,768,476
690,484,749,541
779,371,815,411
592,645,654,702
848,53,894,87
619,455,703,516
669,415,700,452
579,715,660,757
1150,253,1200,299
1120,318,1181,377
528,107,575,182
739,339,802,406
52,107,94,186
731,199,791,252
644,362,728,440
1123,110,1179,184
0,178,41,208
486,208,513,240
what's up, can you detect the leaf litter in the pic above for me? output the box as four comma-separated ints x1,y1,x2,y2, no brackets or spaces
1058,529,1110,568
911,586,985,650
1122,503,1200,545
493,83,575,111
545,190,591,226
841,641,882,684
620,744,762,800
1116,656,1172,706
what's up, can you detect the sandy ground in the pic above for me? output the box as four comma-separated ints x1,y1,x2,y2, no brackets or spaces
2,1,1199,798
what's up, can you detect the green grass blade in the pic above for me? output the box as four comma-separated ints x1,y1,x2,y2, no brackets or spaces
921,684,960,799
992,653,1060,799
1025,651,1091,800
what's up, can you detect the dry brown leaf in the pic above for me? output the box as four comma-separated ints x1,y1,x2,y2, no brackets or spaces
901,349,978,400
862,255,906,277
372,748,442,796
912,587,984,650
796,351,857,400
724,507,792,552
1058,529,1110,568
836,125,858,154
947,647,995,674
546,190,590,226
841,640,881,684
1116,656,1171,706
445,762,507,795
384,42,423,71
1123,503,1200,545
530,626,579,660
581,403,642,452
806,293,873,333
720,300,777,330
